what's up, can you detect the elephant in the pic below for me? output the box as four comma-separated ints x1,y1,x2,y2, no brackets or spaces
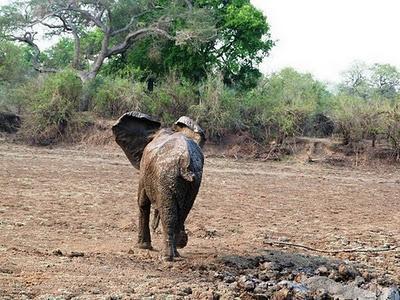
112,111,205,261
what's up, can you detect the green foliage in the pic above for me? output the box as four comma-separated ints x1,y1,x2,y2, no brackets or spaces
339,61,400,101
190,74,241,140
0,41,32,84
92,78,145,118
385,103,400,156
142,73,198,124
243,68,330,142
18,70,83,144
104,0,273,89
44,38,74,69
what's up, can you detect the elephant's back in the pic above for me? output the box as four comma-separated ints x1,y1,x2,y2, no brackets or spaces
140,132,203,201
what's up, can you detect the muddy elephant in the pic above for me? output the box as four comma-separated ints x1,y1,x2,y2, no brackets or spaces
112,111,205,261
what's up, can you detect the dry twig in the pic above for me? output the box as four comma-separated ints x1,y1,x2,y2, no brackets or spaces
264,240,399,254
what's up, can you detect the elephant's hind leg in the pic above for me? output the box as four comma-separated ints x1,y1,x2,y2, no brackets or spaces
160,204,180,261
137,188,152,250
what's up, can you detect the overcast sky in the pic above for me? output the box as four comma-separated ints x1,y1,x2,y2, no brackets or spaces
1,0,399,83
251,0,400,83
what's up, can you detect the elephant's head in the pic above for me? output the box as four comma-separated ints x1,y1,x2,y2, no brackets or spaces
173,116,206,148
112,112,205,169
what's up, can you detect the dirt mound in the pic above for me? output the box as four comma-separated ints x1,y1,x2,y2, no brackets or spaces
214,250,399,299
80,119,115,147
0,112,21,133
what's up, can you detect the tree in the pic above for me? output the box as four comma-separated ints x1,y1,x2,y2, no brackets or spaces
0,41,33,85
103,0,274,89
338,61,400,100
370,63,400,100
244,68,331,142
0,0,212,84
338,61,371,99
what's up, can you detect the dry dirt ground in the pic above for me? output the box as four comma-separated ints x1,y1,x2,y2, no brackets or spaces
0,142,399,299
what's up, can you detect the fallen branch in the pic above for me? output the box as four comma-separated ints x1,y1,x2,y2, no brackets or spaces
264,240,399,254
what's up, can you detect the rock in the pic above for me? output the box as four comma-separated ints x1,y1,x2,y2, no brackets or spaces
379,287,400,300
328,269,340,281
254,294,269,300
228,282,239,291
306,276,376,299
254,282,269,294
52,249,63,256
294,272,308,283
261,261,279,271
352,276,365,287
204,291,220,300
181,287,192,295
338,264,359,280
243,280,255,291
223,275,235,283
272,288,292,300
315,266,329,276
67,251,84,258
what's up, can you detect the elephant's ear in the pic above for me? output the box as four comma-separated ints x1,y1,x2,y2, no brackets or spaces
173,116,206,147
112,111,161,169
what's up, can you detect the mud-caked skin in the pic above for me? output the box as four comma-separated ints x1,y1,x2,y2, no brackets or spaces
112,112,205,261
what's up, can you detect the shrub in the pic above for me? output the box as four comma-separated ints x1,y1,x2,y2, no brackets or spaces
330,95,388,147
384,103,400,159
18,70,84,145
91,77,144,117
142,73,197,124
242,69,322,143
190,74,241,141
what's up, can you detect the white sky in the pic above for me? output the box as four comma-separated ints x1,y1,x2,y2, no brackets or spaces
1,0,400,83
251,0,400,83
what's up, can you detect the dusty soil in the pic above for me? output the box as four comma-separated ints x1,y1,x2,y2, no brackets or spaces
0,141,399,299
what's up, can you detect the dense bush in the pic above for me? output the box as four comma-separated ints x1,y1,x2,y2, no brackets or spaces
141,73,198,124
242,68,329,143
1,60,399,160
190,75,242,140
91,78,144,118
17,70,86,145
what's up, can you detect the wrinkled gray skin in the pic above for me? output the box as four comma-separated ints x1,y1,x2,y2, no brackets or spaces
112,112,205,261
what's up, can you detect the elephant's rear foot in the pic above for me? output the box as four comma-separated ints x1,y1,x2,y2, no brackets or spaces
137,241,153,250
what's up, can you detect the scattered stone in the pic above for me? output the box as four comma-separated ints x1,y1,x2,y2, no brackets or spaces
127,249,135,254
228,282,239,291
254,282,268,294
223,275,235,283
315,265,329,276
258,271,272,281
243,280,255,291
353,276,365,287
52,249,63,256
181,287,192,295
254,294,269,300
338,264,359,280
306,276,376,299
106,295,122,300
272,288,292,300
294,272,308,283
67,251,84,258
379,287,400,300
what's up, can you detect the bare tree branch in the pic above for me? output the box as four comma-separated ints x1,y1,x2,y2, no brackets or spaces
110,10,151,36
9,33,58,73
67,6,107,32
107,27,174,57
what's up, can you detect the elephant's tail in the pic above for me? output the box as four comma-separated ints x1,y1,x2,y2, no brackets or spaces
152,209,160,232
179,153,195,182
